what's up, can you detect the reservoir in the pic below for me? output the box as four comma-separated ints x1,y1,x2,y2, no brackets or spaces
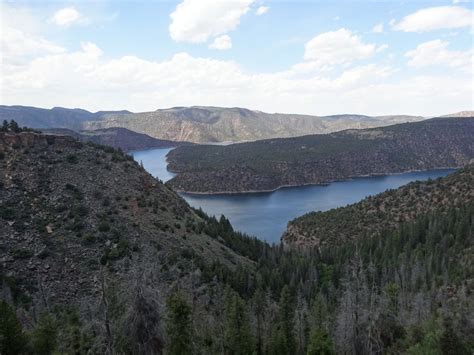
133,148,456,243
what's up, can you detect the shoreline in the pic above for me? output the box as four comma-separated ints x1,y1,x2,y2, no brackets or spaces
171,166,459,196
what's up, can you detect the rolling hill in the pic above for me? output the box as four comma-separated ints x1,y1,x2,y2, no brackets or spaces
166,117,474,193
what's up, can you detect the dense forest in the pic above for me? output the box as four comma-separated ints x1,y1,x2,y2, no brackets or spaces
1,127,473,354
166,117,474,193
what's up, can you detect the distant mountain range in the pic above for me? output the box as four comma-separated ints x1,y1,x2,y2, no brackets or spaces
0,105,434,143
166,116,474,193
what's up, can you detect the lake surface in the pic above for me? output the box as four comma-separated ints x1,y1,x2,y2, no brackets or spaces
133,148,456,243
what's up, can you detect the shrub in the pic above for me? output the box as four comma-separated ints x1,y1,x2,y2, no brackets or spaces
0,301,28,355
98,221,110,233
66,154,78,164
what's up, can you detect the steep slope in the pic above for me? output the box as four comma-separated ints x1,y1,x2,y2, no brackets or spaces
282,165,474,247
0,131,252,305
166,117,474,193
0,130,473,354
42,127,186,151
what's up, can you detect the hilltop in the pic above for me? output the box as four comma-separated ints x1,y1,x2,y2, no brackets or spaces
0,105,425,143
166,117,474,193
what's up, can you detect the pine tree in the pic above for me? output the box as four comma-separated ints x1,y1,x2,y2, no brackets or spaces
271,286,296,355
439,318,468,355
252,287,266,355
1,120,8,132
166,290,193,355
32,313,58,355
8,120,20,133
224,288,254,354
307,326,334,355
0,301,28,355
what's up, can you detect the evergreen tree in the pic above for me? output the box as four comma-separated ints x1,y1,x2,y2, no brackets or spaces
224,288,254,354
307,327,334,355
252,287,266,355
440,318,468,355
32,313,58,355
1,120,8,132
165,290,193,355
8,120,20,133
271,286,296,355
0,301,28,355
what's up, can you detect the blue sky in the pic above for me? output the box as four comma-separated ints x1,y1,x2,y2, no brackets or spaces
1,0,473,116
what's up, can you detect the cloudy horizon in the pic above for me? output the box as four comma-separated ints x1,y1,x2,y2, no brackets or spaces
1,0,473,116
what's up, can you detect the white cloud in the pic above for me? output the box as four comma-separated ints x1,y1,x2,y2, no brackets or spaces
303,29,376,67
255,6,269,16
209,35,232,50
392,6,473,32
1,26,65,64
405,40,472,72
169,0,254,43
1,12,472,117
372,23,384,33
51,7,85,27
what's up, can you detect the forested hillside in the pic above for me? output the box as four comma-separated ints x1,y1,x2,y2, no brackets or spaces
0,127,472,354
166,117,474,193
283,165,474,247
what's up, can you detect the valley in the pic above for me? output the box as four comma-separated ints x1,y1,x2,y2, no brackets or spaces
1,127,472,354
134,147,455,243
2,1,473,353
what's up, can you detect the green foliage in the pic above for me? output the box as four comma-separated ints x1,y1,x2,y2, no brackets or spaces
32,313,58,355
224,287,254,354
0,301,28,355
271,286,296,355
307,327,334,355
66,154,79,164
166,290,193,355
0,120,31,133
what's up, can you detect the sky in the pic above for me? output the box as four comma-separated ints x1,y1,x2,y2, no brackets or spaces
0,0,473,116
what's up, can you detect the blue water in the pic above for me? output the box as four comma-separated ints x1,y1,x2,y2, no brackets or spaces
133,148,455,243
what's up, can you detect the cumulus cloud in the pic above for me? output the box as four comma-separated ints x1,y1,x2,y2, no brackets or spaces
51,7,86,27
392,6,473,32
303,29,376,67
372,23,384,33
1,14,472,116
209,35,232,50
169,0,254,43
405,40,472,72
255,6,269,16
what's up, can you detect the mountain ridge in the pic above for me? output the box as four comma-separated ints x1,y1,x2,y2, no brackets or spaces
0,105,429,143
